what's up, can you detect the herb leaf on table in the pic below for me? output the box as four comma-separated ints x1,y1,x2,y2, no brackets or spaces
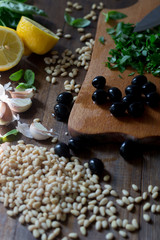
0,0,46,29
64,12,90,28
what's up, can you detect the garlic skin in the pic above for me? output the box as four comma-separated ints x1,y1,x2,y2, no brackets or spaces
9,89,34,99
8,98,32,113
30,122,53,140
0,101,13,125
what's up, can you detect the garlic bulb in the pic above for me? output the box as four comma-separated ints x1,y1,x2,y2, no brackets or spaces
9,89,34,99
0,101,13,125
8,98,32,113
30,122,54,140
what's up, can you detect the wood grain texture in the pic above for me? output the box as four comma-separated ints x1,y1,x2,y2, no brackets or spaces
68,0,160,141
0,1,160,240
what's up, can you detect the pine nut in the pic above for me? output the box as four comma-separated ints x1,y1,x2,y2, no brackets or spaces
143,214,151,222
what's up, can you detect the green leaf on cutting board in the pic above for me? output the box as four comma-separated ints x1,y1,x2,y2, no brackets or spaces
103,11,127,23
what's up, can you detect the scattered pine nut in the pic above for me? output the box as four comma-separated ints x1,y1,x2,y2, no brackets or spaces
143,214,151,222
106,232,114,240
143,202,151,211
119,230,127,238
132,184,139,191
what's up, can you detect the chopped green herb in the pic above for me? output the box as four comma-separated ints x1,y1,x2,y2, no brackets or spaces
103,11,127,23
128,72,135,76
9,69,24,81
0,0,46,29
0,129,19,143
118,74,123,79
99,36,105,45
64,12,90,28
106,22,160,77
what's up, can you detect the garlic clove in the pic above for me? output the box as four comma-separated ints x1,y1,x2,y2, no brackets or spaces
16,121,33,138
30,122,54,140
8,98,32,113
9,88,34,99
0,101,13,125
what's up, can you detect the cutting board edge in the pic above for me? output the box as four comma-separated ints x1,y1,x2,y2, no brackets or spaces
68,125,160,144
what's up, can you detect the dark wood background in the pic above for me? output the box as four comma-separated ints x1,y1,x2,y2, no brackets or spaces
1,0,160,239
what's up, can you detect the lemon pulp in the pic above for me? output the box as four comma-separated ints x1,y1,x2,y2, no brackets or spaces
0,26,24,71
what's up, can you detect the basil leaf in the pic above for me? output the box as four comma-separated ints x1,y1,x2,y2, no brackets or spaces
64,12,90,28
103,11,127,23
99,36,105,44
16,83,31,90
0,18,6,26
1,129,19,143
24,69,35,85
9,69,24,81
64,12,75,26
72,18,90,28
0,0,46,16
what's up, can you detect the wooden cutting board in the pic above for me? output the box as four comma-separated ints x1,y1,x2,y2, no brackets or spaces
68,0,160,142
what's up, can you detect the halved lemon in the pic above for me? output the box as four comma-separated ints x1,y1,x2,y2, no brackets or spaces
0,26,24,71
16,16,59,55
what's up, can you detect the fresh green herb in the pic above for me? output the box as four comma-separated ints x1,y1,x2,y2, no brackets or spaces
64,12,90,28
16,69,35,89
103,11,127,23
118,74,123,79
9,68,36,89
0,0,46,29
128,72,135,76
99,36,105,45
24,69,35,86
9,69,24,81
106,22,160,76
0,129,19,143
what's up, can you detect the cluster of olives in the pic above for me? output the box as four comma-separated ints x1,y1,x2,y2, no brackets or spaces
53,92,73,121
92,75,159,118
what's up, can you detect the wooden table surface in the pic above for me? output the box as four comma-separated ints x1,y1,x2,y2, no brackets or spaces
0,0,160,240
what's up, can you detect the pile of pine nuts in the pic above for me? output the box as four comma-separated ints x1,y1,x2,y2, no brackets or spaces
44,1,103,96
0,141,160,240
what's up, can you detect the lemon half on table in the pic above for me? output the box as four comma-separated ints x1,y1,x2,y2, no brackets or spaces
0,26,24,71
16,16,59,55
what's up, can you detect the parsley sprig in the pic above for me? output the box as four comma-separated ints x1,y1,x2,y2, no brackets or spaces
106,22,160,76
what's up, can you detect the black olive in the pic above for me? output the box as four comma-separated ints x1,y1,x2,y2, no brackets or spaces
92,76,106,89
125,85,141,96
131,75,147,87
108,87,122,102
122,94,140,107
55,142,70,158
68,137,87,152
88,158,104,176
127,102,144,117
56,92,73,106
120,139,143,160
54,103,70,121
145,92,159,108
110,102,126,117
92,89,108,105
142,82,156,95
